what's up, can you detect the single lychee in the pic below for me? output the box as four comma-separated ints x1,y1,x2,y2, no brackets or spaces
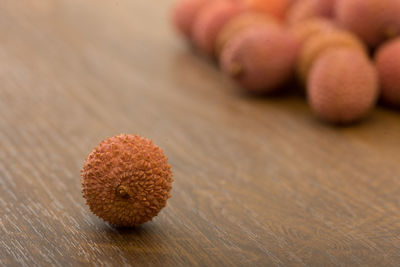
239,0,291,20
81,134,173,227
216,12,278,56
286,0,337,25
220,25,299,93
192,0,242,56
375,37,400,107
335,0,400,47
297,30,367,84
172,0,214,39
308,48,378,124
288,18,337,45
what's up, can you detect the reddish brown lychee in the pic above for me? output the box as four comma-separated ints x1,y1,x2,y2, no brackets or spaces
192,0,242,56
286,0,337,25
335,0,400,47
308,48,378,124
216,12,278,56
172,0,214,39
375,37,400,107
220,25,299,93
81,134,173,227
297,30,367,84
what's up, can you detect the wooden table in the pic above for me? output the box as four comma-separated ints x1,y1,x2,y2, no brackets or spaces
1,1,400,266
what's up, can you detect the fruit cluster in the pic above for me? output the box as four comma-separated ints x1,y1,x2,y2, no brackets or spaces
172,0,400,124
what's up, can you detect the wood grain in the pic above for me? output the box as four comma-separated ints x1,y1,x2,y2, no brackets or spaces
1,0,400,266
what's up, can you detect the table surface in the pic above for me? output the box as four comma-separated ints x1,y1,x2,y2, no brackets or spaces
1,1,400,266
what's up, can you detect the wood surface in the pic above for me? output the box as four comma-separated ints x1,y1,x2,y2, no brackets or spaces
1,0,400,266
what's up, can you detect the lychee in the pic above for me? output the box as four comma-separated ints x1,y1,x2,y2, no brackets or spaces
172,0,213,39
308,48,378,124
335,0,400,47
297,30,367,84
81,134,173,227
192,0,242,56
375,37,400,107
286,0,337,25
216,12,278,56
220,25,299,93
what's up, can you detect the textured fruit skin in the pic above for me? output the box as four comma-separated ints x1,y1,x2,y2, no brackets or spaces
375,37,400,107
172,0,213,39
216,12,278,56
239,0,290,19
308,49,378,124
297,30,367,84
192,0,242,56
286,0,337,25
220,25,299,93
289,18,337,45
81,134,173,227
335,0,400,47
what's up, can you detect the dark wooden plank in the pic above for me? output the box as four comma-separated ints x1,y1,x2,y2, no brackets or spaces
1,0,400,266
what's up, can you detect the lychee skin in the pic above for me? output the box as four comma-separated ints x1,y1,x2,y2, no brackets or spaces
297,30,367,84
172,0,213,39
335,0,400,47
81,134,173,227
308,49,378,124
216,12,278,56
286,0,337,25
239,0,290,20
220,25,300,93
289,18,337,46
375,37,400,107
192,0,242,56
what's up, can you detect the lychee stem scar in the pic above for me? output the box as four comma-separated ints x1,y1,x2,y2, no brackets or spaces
116,185,129,198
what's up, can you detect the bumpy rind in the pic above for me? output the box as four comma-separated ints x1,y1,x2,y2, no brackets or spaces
81,134,173,227
307,48,378,123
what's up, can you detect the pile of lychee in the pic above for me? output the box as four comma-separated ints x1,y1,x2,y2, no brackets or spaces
172,0,400,124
